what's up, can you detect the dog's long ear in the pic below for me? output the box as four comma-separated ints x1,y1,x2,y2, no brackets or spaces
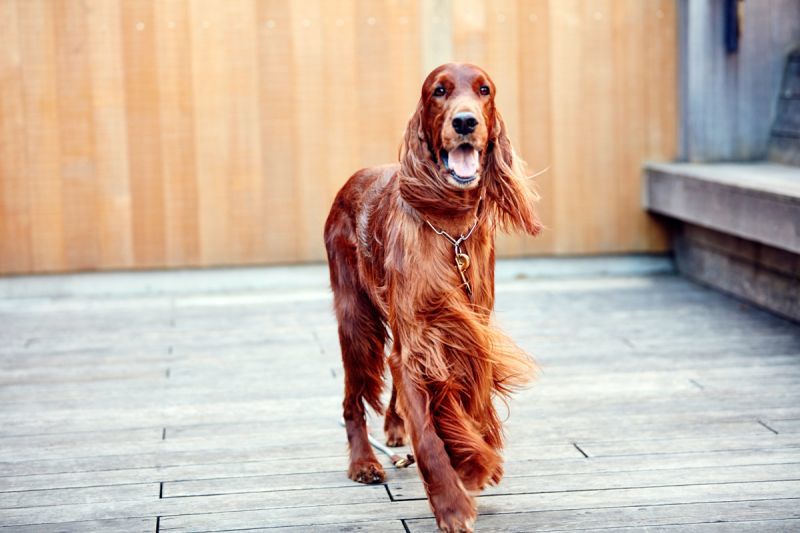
399,100,433,175
484,110,542,236
399,100,447,211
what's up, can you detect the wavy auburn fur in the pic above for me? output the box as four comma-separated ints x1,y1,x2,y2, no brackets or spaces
325,63,541,532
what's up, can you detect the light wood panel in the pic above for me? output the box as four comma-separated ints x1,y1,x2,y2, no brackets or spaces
0,0,676,274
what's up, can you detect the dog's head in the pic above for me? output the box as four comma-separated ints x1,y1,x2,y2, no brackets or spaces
415,63,495,189
400,63,541,235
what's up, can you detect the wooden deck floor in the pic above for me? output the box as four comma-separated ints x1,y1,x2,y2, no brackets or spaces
1,258,799,532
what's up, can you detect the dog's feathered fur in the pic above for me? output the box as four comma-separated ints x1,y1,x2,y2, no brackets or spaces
324,63,541,532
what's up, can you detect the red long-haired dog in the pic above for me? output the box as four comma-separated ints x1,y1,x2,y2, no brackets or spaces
324,63,541,532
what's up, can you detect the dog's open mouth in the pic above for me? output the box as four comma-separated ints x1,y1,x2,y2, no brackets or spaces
441,144,480,185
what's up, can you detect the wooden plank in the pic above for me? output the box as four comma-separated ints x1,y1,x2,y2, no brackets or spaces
290,0,329,261
187,0,229,265
518,0,554,255
0,484,390,527
219,0,265,265
579,434,800,458
85,0,134,269
769,418,800,434
2,370,799,435
7,517,154,533
16,0,65,272
4,398,797,461
0,0,32,274
680,0,800,161
154,0,200,267
0,482,157,509
591,521,800,533
4,446,799,495
0,450,353,481
405,499,800,532
481,0,527,257
121,0,166,267
387,462,800,501
0,427,162,452
255,521,407,533
157,481,800,531
162,471,363,499
255,0,299,263
420,0,452,73
504,446,800,477
164,461,800,501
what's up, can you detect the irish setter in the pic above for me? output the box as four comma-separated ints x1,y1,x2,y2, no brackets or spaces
324,63,541,532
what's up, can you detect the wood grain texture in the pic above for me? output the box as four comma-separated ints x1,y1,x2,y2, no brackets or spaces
16,0,66,273
0,0,677,274
0,0,31,273
155,0,200,267
679,0,800,162
1,260,799,529
122,0,166,268
87,0,134,269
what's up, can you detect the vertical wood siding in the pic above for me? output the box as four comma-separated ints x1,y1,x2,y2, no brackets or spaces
0,0,676,274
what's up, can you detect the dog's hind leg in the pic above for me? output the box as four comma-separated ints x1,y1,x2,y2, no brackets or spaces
326,228,387,483
336,292,387,484
384,384,406,447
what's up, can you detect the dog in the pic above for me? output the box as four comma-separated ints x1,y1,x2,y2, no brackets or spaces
324,63,541,532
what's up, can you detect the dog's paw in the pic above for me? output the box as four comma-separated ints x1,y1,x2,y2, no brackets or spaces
384,412,407,447
348,459,386,484
457,457,503,492
384,423,406,447
431,487,477,532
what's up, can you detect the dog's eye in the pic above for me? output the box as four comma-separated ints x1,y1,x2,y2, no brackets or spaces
434,86,446,97
479,85,490,96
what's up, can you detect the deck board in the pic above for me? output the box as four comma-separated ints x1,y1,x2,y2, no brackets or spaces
1,259,799,531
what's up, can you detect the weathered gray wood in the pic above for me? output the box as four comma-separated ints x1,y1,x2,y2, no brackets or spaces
2,517,155,533
678,0,800,161
575,521,800,533
1,261,799,530
255,520,408,532
769,47,800,165
644,163,800,254
643,161,800,322
388,462,800,501
156,481,800,532
0,482,158,509
4,445,799,497
2,405,797,468
0,484,391,527
405,499,800,532
578,434,800,458
672,223,800,322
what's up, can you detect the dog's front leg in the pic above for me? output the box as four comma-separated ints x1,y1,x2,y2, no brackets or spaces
389,355,476,533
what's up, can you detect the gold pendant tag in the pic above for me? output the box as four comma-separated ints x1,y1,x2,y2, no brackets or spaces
455,252,472,297
455,253,470,272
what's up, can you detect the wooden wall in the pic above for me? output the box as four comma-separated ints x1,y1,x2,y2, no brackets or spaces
678,0,800,162
0,0,677,274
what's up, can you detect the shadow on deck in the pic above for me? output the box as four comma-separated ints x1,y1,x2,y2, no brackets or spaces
1,256,799,532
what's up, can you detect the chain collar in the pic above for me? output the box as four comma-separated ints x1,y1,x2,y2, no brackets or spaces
424,195,484,299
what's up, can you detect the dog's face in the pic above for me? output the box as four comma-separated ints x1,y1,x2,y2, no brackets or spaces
420,63,496,190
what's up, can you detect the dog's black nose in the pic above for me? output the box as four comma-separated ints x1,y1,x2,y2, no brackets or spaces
452,113,478,135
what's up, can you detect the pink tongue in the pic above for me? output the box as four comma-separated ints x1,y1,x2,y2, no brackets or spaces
448,146,479,178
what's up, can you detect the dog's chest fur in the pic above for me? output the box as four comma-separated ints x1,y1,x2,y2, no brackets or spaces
353,167,496,321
